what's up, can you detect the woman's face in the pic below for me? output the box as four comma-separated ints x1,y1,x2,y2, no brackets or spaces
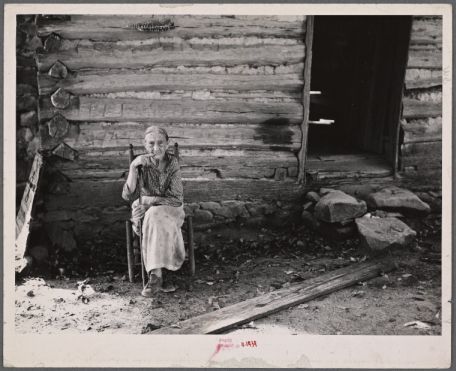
144,132,168,160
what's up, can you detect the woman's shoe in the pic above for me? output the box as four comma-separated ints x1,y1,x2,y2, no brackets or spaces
141,273,162,298
160,281,176,293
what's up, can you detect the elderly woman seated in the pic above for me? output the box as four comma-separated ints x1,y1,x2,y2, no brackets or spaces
122,126,185,298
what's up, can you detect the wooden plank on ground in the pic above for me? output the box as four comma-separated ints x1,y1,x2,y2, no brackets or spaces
153,259,395,334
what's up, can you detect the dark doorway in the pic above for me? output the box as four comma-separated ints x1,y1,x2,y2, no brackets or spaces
307,16,412,172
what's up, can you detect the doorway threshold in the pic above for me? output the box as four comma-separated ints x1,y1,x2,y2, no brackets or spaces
305,153,394,184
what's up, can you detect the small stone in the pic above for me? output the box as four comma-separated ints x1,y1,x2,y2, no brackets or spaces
219,200,249,218
366,186,431,215
26,290,34,297
314,190,367,223
245,203,266,217
296,240,305,248
319,188,336,196
200,201,221,212
355,216,417,252
305,191,320,203
193,209,213,223
303,201,313,211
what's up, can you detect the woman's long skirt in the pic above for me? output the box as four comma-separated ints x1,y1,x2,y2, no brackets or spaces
132,202,185,273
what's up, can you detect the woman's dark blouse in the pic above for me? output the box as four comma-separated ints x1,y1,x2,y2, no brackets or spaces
122,153,183,207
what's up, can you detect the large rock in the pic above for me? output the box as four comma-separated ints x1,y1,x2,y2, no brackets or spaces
193,209,213,223
314,190,367,223
355,216,416,252
366,186,430,215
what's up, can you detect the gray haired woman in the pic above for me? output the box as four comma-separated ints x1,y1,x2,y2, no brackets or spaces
122,126,185,297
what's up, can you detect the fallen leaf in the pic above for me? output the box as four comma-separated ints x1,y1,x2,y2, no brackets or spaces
352,290,365,298
403,320,432,329
284,270,294,275
26,290,34,297
298,304,309,309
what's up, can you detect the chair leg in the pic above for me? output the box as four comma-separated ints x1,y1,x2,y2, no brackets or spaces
126,220,135,283
138,219,147,288
187,216,195,276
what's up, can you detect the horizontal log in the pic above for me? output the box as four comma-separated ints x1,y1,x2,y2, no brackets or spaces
54,35,304,54
306,153,392,173
50,149,298,180
405,77,442,90
38,96,304,124
37,15,306,41
402,98,442,119
399,168,442,188
410,17,442,44
405,68,442,90
401,153,442,169
405,89,441,103
44,178,305,211
36,44,306,72
401,141,442,157
407,49,442,69
38,72,303,95
401,117,442,143
40,121,302,151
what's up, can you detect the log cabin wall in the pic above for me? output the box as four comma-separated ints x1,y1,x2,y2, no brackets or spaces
400,16,442,188
34,15,307,251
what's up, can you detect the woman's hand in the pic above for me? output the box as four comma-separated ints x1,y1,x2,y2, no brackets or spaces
132,203,148,220
130,155,149,170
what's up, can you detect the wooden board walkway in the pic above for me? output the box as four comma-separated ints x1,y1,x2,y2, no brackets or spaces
153,258,395,334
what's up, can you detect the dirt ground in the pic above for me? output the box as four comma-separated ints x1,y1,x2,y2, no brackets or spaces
15,214,442,335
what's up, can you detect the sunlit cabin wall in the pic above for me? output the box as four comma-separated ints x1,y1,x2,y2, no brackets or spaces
34,15,307,248
400,16,442,188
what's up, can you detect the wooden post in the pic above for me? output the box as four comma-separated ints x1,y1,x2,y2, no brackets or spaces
187,216,195,276
392,18,413,178
297,16,315,184
126,220,135,283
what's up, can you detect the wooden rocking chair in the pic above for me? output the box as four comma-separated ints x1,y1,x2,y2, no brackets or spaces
125,143,195,285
